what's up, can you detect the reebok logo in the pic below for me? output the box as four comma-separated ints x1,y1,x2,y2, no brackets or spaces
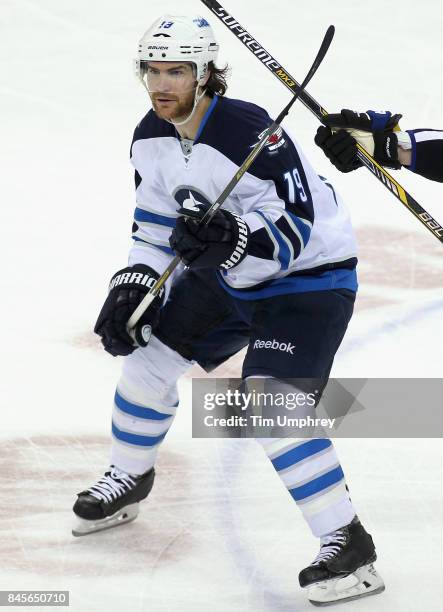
253,338,295,355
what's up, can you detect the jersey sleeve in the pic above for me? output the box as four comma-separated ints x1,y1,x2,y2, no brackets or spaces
406,129,443,183
224,126,318,287
128,119,182,298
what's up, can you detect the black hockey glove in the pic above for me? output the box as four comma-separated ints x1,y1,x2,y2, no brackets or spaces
315,109,403,172
169,204,249,270
94,264,165,357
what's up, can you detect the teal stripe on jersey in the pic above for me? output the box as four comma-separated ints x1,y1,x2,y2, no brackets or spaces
132,236,174,255
286,212,311,246
134,208,176,228
257,211,291,270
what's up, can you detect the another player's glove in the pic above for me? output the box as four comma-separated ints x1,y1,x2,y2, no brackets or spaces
169,204,249,270
315,109,403,172
94,264,165,357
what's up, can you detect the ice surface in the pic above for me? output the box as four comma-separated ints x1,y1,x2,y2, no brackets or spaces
1,0,442,610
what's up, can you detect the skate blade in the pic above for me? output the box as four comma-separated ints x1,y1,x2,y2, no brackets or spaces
72,502,139,537
307,563,385,607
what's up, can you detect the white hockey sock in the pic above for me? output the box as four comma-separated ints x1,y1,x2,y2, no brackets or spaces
258,437,356,537
110,335,192,475
111,387,177,476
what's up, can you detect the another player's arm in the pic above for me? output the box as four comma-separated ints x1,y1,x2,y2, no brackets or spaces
315,109,443,183
397,147,411,166
399,129,443,182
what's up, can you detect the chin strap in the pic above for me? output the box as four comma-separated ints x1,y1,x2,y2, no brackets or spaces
166,85,207,127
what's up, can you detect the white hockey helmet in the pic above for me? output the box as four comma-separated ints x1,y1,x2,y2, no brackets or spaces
135,15,219,85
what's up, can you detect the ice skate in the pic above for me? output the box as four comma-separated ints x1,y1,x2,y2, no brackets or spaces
299,516,385,606
72,466,155,536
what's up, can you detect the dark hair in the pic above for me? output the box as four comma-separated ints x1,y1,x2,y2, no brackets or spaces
206,61,230,96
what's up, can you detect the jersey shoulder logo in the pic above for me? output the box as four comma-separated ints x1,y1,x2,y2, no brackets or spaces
253,126,287,154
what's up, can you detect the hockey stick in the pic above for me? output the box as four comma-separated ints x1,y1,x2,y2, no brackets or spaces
126,25,335,335
200,0,443,245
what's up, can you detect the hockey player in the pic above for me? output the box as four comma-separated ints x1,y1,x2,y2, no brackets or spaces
72,15,385,606
316,109,443,182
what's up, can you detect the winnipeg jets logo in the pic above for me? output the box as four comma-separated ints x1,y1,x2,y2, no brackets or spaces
173,186,212,213
182,191,202,212
252,126,286,153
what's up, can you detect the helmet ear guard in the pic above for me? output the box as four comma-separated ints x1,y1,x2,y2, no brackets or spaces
196,61,211,87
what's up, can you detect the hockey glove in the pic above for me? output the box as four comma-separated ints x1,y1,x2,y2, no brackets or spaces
169,204,249,270
94,264,165,357
315,109,403,172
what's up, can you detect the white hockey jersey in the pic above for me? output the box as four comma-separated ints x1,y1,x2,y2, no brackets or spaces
129,94,358,299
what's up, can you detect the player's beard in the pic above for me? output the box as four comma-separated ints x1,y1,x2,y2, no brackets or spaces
151,87,196,122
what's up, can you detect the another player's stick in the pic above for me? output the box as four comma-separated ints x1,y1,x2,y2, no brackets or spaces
201,0,443,245
126,25,335,335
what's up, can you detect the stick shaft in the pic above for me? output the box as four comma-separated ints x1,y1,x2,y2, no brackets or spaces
201,0,443,243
